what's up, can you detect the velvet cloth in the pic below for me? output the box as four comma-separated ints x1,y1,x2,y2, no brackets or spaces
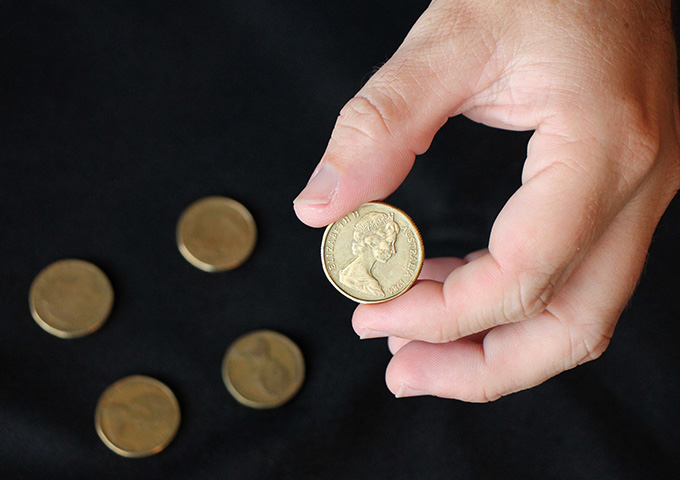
1,1,679,478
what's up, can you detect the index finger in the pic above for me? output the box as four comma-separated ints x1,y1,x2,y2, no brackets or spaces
353,130,640,342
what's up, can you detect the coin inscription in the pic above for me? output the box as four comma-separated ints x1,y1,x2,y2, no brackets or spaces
29,259,114,338
95,375,181,458
321,202,424,303
176,196,257,272
222,330,305,409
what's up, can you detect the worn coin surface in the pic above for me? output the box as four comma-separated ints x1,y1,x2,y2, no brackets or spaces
222,330,305,409
176,196,257,272
321,202,424,304
95,375,181,458
29,259,114,338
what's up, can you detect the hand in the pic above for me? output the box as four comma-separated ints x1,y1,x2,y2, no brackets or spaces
293,0,680,401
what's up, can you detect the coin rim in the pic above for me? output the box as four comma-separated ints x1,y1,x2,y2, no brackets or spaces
28,259,114,339
176,196,257,272
320,202,424,304
94,375,181,458
222,329,305,409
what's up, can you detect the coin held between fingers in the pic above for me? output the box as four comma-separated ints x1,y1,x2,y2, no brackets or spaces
321,202,424,304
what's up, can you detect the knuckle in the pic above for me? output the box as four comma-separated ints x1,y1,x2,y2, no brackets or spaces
503,269,556,323
571,326,613,366
439,319,461,344
594,94,674,195
601,104,676,205
415,0,497,46
459,383,503,403
478,386,502,403
333,95,396,146
618,109,662,179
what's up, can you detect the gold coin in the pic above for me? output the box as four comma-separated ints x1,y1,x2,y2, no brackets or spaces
176,196,257,272
321,202,424,304
95,375,181,458
29,259,114,338
222,330,305,409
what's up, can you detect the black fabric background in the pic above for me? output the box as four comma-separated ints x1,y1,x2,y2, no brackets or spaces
1,1,679,479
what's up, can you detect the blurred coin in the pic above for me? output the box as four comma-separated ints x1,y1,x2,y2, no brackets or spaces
29,259,114,338
321,202,424,304
176,196,257,272
95,375,181,458
222,330,304,409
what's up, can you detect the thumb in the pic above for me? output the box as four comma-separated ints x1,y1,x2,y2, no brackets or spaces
293,1,497,227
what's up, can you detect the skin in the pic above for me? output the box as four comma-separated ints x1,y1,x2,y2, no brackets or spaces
293,0,680,402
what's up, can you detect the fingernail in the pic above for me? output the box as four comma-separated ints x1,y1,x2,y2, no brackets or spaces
293,164,338,205
464,248,489,262
358,328,390,340
394,383,429,398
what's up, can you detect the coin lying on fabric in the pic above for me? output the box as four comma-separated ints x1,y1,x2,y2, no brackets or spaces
29,259,114,338
321,202,424,304
222,330,305,409
95,375,181,458
176,196,257,272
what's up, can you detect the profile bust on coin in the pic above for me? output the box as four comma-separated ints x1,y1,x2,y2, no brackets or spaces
321,202,424,304
338,210,400,297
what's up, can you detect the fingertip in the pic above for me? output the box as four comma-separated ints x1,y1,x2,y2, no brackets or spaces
292,163,341,227
385,341,429,396
292,202,332,228
353,280,449,342
292,166,384,227
464,248,489,262
293,189,362,228
393,383,430,399
386,340,495,402
387,336,411,354
418,257,468,282
293,163,338,206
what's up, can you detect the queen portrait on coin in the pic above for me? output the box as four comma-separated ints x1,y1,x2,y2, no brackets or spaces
338,211,400,297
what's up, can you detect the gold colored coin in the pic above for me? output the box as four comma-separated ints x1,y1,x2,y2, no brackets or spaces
29,259,114,338
222,330,305,409
95,375,181,458
321,202,424,304
176,196,257,272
